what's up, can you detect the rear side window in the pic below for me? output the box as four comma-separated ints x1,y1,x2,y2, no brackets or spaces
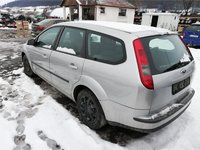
186,25,200,31
56,27,85,56
140,35,193,75
87,32,126,64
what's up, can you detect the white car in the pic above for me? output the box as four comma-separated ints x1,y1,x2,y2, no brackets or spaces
21,21,195,132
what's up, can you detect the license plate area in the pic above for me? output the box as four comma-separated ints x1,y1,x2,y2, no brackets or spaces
172,77,190,95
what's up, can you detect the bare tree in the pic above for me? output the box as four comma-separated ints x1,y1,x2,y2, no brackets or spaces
182,0,194,15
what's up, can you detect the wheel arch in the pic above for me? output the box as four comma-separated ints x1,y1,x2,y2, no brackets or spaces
72,76,108,102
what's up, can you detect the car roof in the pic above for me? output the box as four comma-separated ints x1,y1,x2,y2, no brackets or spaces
56,21,174,38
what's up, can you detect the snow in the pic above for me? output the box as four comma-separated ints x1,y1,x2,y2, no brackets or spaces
143,13,179,16
0,37,200,150
0,69,124,150
0,27,17,30
57,47,76,55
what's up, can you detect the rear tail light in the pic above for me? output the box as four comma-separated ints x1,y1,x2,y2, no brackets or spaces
133,39,154,89
36,25,45,31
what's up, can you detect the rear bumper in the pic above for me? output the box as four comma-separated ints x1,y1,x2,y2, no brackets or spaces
134,89,194,124
101,89,194,133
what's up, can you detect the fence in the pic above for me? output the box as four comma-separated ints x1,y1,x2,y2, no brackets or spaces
16,21,30,37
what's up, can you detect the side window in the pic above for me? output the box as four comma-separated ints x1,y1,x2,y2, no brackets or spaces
87,32,125,64
56,27,85,56
36,27,61,49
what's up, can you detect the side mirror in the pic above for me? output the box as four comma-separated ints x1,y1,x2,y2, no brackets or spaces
27,39,35,46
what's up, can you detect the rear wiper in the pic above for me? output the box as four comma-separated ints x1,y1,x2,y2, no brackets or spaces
164,61,190,72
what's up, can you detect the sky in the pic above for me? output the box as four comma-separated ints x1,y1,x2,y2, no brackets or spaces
0,0,15,6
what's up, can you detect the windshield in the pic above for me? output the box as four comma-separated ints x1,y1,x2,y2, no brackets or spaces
140,35,193,75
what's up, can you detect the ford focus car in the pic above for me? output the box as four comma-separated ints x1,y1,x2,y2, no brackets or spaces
21,21,195,132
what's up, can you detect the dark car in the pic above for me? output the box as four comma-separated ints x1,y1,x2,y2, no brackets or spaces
183,22,200,47
31,19,67,37
0,13,16,28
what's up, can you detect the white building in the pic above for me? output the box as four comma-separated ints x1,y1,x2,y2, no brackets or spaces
141,13,180,31
61,0,135,23
50,8,70,19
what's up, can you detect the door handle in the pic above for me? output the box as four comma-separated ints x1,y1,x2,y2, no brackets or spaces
42,54,47,58
69,63,78,70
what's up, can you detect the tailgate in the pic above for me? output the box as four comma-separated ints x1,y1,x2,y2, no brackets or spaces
150,61,194,113
139,34,194,113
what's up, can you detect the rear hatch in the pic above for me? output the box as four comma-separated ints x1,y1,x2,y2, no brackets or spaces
139,34,194,113
183,25,200,44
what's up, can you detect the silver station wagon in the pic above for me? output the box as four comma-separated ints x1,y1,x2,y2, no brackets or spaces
22,21,195,132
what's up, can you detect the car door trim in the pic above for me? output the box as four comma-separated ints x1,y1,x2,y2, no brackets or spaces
32,61,69,83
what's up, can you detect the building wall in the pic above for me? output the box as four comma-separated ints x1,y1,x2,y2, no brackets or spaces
95,6,135,23
141,13,180,31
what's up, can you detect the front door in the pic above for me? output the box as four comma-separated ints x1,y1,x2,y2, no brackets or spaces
29,27,61,82
50,27,86,97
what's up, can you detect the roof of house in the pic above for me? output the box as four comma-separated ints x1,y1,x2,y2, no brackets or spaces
143,13,179,16
61,0,135,9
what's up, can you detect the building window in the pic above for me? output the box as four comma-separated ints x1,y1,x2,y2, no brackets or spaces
100,7,105,14
119,8,126,16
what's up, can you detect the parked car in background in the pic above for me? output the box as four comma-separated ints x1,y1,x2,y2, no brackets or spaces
0,13,16,28
22,21,195,132
31,19,67,37
183,22,200,47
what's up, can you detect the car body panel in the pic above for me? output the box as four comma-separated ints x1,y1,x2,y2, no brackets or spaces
28,46,52,82
49,51,85,97
150,61,195,113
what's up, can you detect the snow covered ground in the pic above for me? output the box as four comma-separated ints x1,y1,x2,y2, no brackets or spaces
0,36,200,150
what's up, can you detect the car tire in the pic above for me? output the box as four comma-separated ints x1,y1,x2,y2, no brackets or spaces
23,55,35,77
77,89,107,129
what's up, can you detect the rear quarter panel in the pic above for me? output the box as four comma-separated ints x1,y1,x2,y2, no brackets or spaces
77,28,153,110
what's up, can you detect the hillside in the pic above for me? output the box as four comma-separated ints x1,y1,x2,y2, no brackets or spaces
2,0,62,7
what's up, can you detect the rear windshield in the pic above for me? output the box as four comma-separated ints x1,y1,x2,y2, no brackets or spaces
140,35,193,75
186,25,200,32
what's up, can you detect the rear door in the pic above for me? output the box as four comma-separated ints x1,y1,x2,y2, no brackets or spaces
29,27,61,82
140,35,194,113
49,27,86,96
